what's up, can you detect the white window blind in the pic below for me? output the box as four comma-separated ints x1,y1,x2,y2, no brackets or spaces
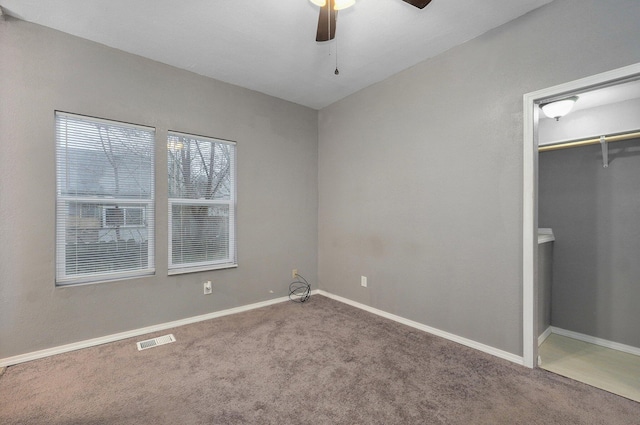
55,112,155,285
167,131,236,274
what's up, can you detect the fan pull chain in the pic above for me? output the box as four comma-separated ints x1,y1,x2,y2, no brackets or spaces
334,9,339,75
335,37,339,75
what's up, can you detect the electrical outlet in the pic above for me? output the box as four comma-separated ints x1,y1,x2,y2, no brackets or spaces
361,276,367,287
292,269,298,279
203,281,212,295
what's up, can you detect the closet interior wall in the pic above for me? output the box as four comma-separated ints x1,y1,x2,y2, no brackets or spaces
538,96,640,349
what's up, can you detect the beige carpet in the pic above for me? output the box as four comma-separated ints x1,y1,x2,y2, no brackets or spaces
1,295,639,424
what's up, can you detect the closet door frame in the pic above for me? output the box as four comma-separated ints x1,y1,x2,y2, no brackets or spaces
522,62,640,368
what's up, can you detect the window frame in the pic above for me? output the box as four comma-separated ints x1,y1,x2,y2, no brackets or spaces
55,111,156,286
167,131,237,275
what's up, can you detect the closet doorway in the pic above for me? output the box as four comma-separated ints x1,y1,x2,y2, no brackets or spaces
522,63,640,401
537,79,640,402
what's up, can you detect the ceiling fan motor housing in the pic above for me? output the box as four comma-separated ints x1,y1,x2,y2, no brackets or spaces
315,0,433,42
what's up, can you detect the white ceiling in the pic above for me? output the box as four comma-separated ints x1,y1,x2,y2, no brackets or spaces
1,0,553,109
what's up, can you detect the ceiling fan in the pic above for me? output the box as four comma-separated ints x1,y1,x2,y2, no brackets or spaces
310,0,433,42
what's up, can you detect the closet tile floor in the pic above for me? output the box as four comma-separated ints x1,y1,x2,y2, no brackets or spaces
539,333,640,402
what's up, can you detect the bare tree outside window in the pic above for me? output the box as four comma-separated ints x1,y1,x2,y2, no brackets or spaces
168,133,236,272
55,112,155,284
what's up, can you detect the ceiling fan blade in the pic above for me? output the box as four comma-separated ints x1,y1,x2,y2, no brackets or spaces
402,0,433,9
316,0,336,42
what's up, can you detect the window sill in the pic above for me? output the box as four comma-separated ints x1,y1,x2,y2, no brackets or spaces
168,264,238,276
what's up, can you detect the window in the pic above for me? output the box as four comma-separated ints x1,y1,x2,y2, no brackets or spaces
167,132,236,274
55,112,155,285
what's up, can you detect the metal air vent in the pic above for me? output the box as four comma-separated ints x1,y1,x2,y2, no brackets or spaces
136,334,176,351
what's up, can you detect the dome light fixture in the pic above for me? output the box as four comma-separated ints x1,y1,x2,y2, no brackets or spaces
540,96,579,121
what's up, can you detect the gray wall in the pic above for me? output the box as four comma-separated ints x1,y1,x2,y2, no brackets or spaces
537,242,553,338
318,0,640,356
539,138,640,348
0,18,318,358
3,0,640,362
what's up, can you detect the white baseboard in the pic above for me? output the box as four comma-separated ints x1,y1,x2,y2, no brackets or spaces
317,290,524,366
538,326,552,346
1,288,525,368
550,326,640,357
1,294,300,367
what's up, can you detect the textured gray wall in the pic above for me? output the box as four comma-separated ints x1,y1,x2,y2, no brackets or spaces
537,242,553,338
318,0,640,356
0,19,318,358
539,138,640,348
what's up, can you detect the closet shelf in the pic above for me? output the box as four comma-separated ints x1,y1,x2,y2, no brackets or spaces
538,228,555,244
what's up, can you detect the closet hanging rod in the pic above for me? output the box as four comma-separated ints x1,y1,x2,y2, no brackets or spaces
538,130,640,152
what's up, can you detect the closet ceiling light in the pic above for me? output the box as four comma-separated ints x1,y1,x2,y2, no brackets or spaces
540,96,579,121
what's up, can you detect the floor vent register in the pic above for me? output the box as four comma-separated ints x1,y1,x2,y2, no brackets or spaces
136,334,176,351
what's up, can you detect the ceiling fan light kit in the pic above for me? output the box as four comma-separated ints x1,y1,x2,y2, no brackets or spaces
333,0,356,10
311,0,433,42
309,0,355,10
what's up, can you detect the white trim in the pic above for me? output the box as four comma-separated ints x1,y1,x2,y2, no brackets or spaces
0,294,297,367
167,135,237,274
168,198,233,206
168,130,236,146
550,327,640,357
55,110,155,131
317,290,524,366
523,90,538,369
1,289,521,368
522,62,640,370
538,326,552,346
167,263,238,276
